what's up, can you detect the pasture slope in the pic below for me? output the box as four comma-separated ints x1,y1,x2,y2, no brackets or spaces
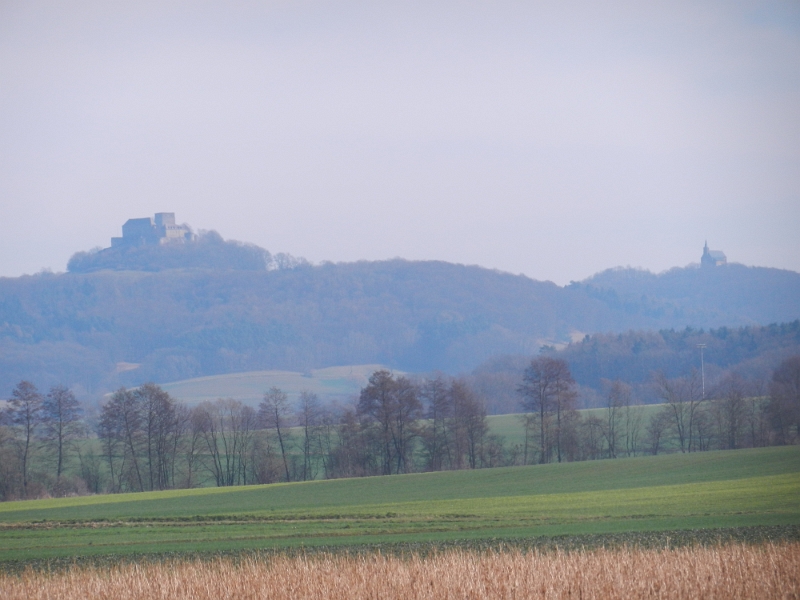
159,364,389,406
0,446,798,563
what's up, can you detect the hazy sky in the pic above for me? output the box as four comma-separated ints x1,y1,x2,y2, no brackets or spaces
1,1,798,285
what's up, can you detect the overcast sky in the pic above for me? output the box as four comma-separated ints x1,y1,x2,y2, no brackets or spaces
1,1,798,285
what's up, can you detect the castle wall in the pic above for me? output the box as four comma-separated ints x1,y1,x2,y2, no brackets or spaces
155,212,176,227
113,213,191,247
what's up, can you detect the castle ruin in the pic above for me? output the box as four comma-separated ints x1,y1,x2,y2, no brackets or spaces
111,213,193,247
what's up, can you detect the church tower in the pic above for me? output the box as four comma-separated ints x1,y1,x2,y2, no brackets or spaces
701,241,727,268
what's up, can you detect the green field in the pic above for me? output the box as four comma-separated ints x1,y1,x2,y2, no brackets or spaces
487,405,667,449
1,446,798,563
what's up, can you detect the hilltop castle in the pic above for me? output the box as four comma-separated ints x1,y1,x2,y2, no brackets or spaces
111,213,193,248
701,241,727,268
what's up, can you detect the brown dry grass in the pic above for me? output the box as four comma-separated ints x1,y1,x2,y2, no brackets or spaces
1,543,798,599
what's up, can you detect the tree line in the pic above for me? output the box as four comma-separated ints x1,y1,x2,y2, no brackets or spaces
516,355,798,464
1,357,798,500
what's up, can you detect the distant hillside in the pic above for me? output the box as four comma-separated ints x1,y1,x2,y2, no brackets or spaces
160,365,388,407
1,239,798,396
562,320,800,389
576,264,800,327
467,321,800,413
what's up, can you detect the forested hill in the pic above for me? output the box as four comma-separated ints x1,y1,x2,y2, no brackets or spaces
576,264,800,327
1,242,799,395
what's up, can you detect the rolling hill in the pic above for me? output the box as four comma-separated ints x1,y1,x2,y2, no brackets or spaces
0,446,797,561
1,235,798,395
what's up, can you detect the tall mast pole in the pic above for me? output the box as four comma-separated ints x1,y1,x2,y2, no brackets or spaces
697,343,706,399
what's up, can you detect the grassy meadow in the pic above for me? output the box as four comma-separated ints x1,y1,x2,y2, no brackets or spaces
486,404,665,449
1,446,798,564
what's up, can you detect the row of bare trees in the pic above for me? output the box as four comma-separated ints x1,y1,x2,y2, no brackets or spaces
0,370,493,499
96,371,494,490
516,355,800,465
647,359,799,454
1,356,798,500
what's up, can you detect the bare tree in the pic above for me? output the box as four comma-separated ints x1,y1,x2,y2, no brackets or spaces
518,357,577,463
391,375,423,473
332,406,376,478
603,380,630,458
623,400,644,457
357,370,397,475
713,373,748,450
249,431,281,484
645,410,672,455
451,380,488,469
183,405,207,488
316,407,339,480
744,378,770,448
117,387,146,491
517,411,537,466
97,396,123,493
236,404,258,485
195,401,224,487
652,370,703,453
135,383,180,491
357,371,422,475
296,391,321,481
518,359,553,464
0,418,22,500
419,377,491,471
601,379,642,457
553,370,578,464
6,381,43,497
76,445,103,494
693,404,715,451
41,385,84,482
95,384,187,494
482,434,507,468
197,399,256,487
259,387,294,482
767,355,800,445
580,414,605,460
99,388,145,492
419,375,451,471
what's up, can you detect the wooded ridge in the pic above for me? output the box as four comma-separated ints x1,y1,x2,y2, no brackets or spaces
1,234,798,394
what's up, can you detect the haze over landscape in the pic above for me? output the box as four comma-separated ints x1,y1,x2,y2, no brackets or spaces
2,1,799,283
2,6,800,593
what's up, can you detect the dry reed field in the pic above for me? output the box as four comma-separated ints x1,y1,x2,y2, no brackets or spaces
1,543,798,600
